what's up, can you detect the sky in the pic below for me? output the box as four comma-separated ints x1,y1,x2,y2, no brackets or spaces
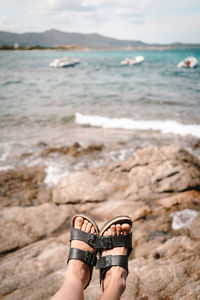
0,0,200,44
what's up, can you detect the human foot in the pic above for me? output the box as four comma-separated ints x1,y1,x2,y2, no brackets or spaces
96,216,132,294
67,215,99,289
102,222,132,292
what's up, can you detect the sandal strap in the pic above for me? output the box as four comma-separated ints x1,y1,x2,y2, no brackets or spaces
95,233,132,255
70,227,98,248
67,248,97,267
96,255,128,283
96,255,128,271
67,248,97,289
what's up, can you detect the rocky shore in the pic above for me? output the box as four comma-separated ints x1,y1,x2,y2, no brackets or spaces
0,144,200,300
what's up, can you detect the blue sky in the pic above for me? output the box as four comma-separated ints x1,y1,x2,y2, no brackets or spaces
0,0,200,43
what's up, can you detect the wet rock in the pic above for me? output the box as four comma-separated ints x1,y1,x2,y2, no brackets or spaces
193,139,200,149
0,203,75,253
40,142,103,158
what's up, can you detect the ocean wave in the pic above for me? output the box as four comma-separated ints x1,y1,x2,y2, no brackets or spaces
75,112,200,138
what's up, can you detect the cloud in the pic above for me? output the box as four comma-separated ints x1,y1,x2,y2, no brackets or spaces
41,0,151,14
0,0,199,42
0,15,18,30
0,16,7,25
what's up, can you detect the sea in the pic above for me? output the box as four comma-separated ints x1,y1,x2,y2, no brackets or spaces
0,49,200,186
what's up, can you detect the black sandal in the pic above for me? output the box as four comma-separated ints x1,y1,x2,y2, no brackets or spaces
95,216,133,285
67,214,100,289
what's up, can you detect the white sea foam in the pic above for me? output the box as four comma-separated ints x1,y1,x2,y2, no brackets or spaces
44,164,69,187
0,145,12,162
75,113,200,138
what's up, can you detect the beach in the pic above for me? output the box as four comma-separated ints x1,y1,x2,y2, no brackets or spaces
0,49,200,299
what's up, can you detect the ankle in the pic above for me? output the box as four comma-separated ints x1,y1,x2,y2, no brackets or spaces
66,260,90,287
103,267,127,294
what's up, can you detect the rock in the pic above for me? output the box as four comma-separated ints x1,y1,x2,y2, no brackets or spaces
0,233,68,298
121,236,200,300
53,145,200,205
52,171,117,204
157,190,200,210
88,199,151,222
189,212,200,240
193,139,200,149
0,203,75,253
125,145,200,198
174,281,200,299
1,144,200,299
40,142,103,158
0,166,51,208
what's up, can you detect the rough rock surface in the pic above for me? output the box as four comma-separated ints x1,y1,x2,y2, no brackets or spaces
0,203,75,253
0,166,51,208
53,144,200,204
1,144,200,300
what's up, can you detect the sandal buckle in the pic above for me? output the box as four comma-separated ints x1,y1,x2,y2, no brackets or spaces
85,251,96,266
101,236,113,250
88,233,97,247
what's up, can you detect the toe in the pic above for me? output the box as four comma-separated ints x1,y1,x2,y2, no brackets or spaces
82,220,88,232
122,223,131,235
111,225,117,236
86,222,92,233
91,226,95,234
116,224,121,236
74,216,84,230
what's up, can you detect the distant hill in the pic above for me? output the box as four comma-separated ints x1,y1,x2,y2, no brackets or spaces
0,29,199,49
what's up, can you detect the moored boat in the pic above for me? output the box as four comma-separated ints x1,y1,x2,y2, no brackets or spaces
49,57,80,68
120,56,144,65
177,56,198,68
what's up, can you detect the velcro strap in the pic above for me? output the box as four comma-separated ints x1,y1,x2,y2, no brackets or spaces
70,227,98,248
68,248,97,267
96,255,128,272
95,233,132,255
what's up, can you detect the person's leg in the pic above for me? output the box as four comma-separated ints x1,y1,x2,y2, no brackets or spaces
51,216,96,300
98,223,131,300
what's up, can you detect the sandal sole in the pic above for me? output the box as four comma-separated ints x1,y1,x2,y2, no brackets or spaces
100,215,133,236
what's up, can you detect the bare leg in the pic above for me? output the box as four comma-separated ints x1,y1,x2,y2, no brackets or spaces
98,223,131,300
51,217,96,300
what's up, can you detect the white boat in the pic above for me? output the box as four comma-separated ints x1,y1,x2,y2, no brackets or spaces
49,57,80,68
120,56,144,65
177,56,198,68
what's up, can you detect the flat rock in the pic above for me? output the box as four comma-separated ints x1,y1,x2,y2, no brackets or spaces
53,171,117,204
0,203,75,253
53,145,200,204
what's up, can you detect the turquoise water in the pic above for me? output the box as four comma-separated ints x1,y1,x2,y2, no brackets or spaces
0,49,200,178
0,49,200,128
